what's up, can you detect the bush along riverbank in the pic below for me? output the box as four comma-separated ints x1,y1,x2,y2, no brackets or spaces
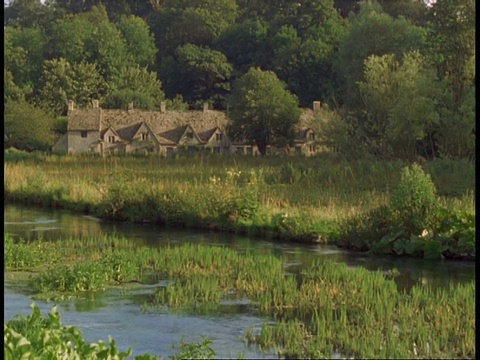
4,234,475,359
4,153,475,259
339,164,475,260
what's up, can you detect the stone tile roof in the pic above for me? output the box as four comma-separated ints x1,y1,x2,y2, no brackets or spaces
197,127,219,143
116,122,143,140
67,108,102,130
100,109,230,134
157,125,189,144
67,106,321,142
100,126,120,138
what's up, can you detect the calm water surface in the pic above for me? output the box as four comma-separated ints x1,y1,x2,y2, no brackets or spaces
4,204,475,358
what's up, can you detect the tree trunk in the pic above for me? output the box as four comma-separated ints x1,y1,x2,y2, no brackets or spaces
257,142,267,156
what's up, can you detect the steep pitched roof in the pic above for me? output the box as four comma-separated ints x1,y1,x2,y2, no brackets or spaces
197,127,219,143
116,122,143,141
100,126,121,139
157,125,189,144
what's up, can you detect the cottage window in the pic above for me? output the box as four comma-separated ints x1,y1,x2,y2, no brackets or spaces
310,145,315,153
81,131,88,138
188,146,196,153
246,147,253,155
295,146,302,155
186,132,194,140
166,147,174,156
308,133,315,141
141,133,148,140
108,136,115,143
216,133,223,141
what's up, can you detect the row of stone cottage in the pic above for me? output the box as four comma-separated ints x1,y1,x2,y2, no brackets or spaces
52,100,328,156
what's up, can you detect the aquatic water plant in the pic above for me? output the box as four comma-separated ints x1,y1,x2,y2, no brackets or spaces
5,303,220,360
4,234,475,358
4,303,145,359
169,337,216,360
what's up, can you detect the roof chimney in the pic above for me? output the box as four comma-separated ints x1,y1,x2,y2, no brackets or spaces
68,100,75,111
92,99,99,108
203,102,209,113
160,101,166,113
128,102,134,111
313,101,321,111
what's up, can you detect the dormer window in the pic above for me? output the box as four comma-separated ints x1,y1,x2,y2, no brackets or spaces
186,132,194,140
308,132,315,141
108,135,115,143
216,133,223,141
141,133,148,140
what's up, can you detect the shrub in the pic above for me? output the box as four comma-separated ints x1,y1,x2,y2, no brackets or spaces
390,163,438,236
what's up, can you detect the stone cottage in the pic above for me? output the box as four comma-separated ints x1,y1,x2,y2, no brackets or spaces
52,100,325,156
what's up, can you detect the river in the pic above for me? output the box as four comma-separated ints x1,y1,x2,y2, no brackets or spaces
4,204,475,358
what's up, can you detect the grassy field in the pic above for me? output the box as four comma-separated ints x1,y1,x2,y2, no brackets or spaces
4,151,475,253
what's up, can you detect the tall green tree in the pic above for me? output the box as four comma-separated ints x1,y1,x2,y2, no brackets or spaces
425,0,475,106
152,0,238,58
85,21,132,81
109,65,165,106
47,15,96,63
50,0,156,20
102,89,157,110
377,0,429,25
434,84,475,160
115,15,157,68
236,0,342,35
4,69,26,103
37,58,107,115
227,67,300,155
4,26,46,96
273,19,347,107
333,4,426,108
4,100,54,151
160,44,233,109
214,19,271,74
357,52,440,159
4,0,63,28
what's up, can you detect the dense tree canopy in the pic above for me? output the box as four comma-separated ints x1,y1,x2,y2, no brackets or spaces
227,67,300,155
357,52,440,159
4,100,54,151
37,58,108,115
2,0,475,159
333,4,427,108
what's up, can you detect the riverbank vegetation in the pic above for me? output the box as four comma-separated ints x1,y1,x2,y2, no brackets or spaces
4,152,475,259
4,233,475,359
